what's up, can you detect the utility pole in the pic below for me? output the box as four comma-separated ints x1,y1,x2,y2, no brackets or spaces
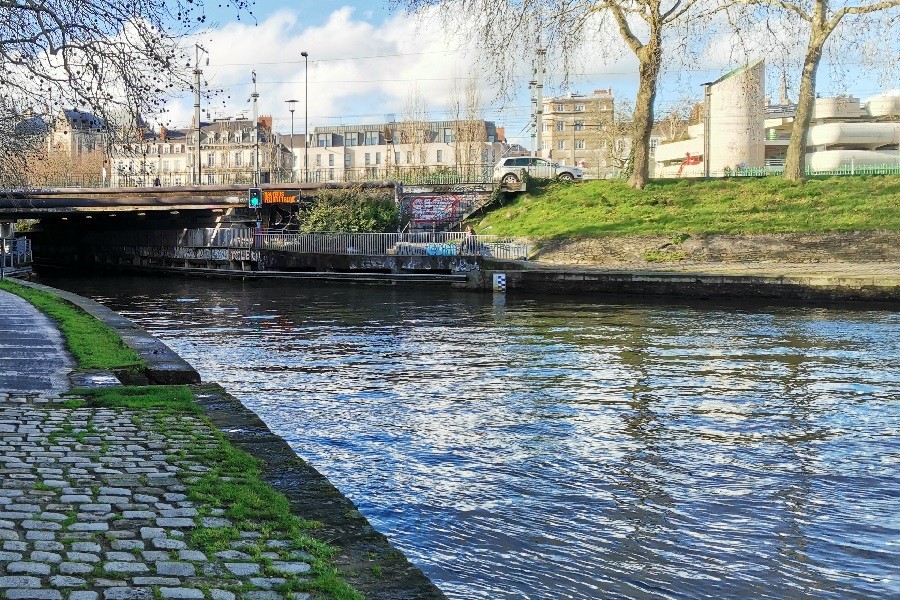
534,48,546,157
285,100,298,182
252,71,260,186
301,51,309,183
193,44,206,185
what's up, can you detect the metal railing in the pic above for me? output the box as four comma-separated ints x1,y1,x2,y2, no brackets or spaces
254,231,529,260
28,163,497,189
1,237,32,277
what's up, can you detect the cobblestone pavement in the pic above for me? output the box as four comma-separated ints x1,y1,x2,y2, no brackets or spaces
0,291,74,394
0,394,314,600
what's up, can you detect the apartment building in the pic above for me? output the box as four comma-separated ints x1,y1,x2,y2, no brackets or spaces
305,119,507,182
108,115,293,187
540,89,621,176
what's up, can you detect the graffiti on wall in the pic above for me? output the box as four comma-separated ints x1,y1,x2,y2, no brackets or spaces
402,194,476,225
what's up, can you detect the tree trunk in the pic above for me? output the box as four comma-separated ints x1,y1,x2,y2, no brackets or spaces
629,42,662,190
784,14,827,181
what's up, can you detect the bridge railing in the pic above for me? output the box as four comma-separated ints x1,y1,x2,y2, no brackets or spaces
254,231,529,260
27,164,497,189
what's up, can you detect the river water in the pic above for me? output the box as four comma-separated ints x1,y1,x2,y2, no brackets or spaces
41,274,900,600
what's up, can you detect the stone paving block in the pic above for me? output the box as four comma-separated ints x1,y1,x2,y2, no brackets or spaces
216,550,252,560
242,592,281,600
249,577,286,590
209,592,236,600
6,561,53,575
104,589,153,600
132,577,181,586
105,551,138,561
178,549,208,561
34,540,65,551
156,560,196,577
0,550,24,560
270,561,312,575
59,561,94,574
0,575,42,587
67,551,101,563
152,537,187,550
7,590,63,600
156,517,196,528
104,560,150,573
31,550,63,562
159,588,205,599
68,522,109,532
71,541,103,552
49,575,86,586
25,530,56,540
70,592,100,600
111,539,145,551
224,562,260,576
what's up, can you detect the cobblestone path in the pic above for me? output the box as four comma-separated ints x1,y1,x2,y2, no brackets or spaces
0,393,314,600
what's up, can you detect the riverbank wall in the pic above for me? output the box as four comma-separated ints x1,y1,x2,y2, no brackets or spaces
9,278,448,600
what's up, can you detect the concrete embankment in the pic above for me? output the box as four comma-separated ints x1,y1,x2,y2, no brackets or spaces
1,281,447,600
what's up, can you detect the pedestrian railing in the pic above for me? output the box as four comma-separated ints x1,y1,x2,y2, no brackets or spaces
254,231,529,260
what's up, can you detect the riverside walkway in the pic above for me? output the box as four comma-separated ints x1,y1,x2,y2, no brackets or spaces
0,288,446,600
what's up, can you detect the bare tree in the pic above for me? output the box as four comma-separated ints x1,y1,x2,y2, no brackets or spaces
730,0,900,180
0,0,253,187
449,75,487,174
395,0,714,189
398,85,431,169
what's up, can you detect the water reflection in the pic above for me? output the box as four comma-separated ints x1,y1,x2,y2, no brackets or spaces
39,274,900,600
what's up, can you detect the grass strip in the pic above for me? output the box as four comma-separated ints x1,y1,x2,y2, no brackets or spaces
476,175,900,237
72,385,363,600
0,279,142,370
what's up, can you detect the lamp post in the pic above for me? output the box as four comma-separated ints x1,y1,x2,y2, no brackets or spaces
301,51,308,183
285,99,298,182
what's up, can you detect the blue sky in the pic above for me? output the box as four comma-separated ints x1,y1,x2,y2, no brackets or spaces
158,1,898,149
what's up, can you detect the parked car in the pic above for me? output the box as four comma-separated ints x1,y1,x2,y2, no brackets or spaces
492,157,583,184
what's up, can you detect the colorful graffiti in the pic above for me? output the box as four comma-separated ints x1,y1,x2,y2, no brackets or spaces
404,195,462,225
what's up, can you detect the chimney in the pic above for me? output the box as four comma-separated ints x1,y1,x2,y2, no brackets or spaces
160,126,168,141
496,126,506,143
259,115,273,132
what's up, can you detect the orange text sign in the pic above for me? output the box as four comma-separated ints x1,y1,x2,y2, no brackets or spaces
262,190,300,204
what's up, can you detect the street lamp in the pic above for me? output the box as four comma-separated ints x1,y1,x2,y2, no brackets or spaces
301,51,308,183
285,99,298,182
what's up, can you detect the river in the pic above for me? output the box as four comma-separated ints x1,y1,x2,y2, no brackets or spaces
40,274,900,600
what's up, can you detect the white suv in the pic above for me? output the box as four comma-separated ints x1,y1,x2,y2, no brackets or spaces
493,157,584,184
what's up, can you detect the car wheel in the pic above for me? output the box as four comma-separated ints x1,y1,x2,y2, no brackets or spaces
501,173,520,184
557,172,574,181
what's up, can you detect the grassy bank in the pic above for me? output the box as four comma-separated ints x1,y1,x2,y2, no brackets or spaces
475,175,900,238
0,279,142,370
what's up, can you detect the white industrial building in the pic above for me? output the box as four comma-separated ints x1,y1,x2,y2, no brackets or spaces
654,60,900,177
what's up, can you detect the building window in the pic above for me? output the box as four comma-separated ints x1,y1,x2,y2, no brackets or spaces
555,103,564,112
206,153,214,167
365,131,379,145
328,154,334,167
345,132,359,146
444,128,453,143
394,151,401,164
316,154,322,167
542,140,550,150
543,123,550,132
574,121,584,131
557,140,565,150
234,152,243,167
407,151,413,163
220,152,227,167
365,153,371,165
206,174,214,184
317,133,329,147
488,135,495,142
375,152,381,165
420,151,426,163
436,150,443,163
575,140,585,150
575,104,585,112
555,121,564,132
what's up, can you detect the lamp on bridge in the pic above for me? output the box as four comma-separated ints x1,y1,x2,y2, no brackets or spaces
285,99,298,183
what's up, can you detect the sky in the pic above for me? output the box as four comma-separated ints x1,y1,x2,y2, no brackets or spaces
154,1,900,149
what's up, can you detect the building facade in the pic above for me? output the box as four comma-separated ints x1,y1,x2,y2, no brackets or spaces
303,119,507,182
108,115,293,187
540,89,623,177
654,60,900,177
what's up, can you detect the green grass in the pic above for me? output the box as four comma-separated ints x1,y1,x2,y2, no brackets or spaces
476,175,900,238
0,279,142,370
